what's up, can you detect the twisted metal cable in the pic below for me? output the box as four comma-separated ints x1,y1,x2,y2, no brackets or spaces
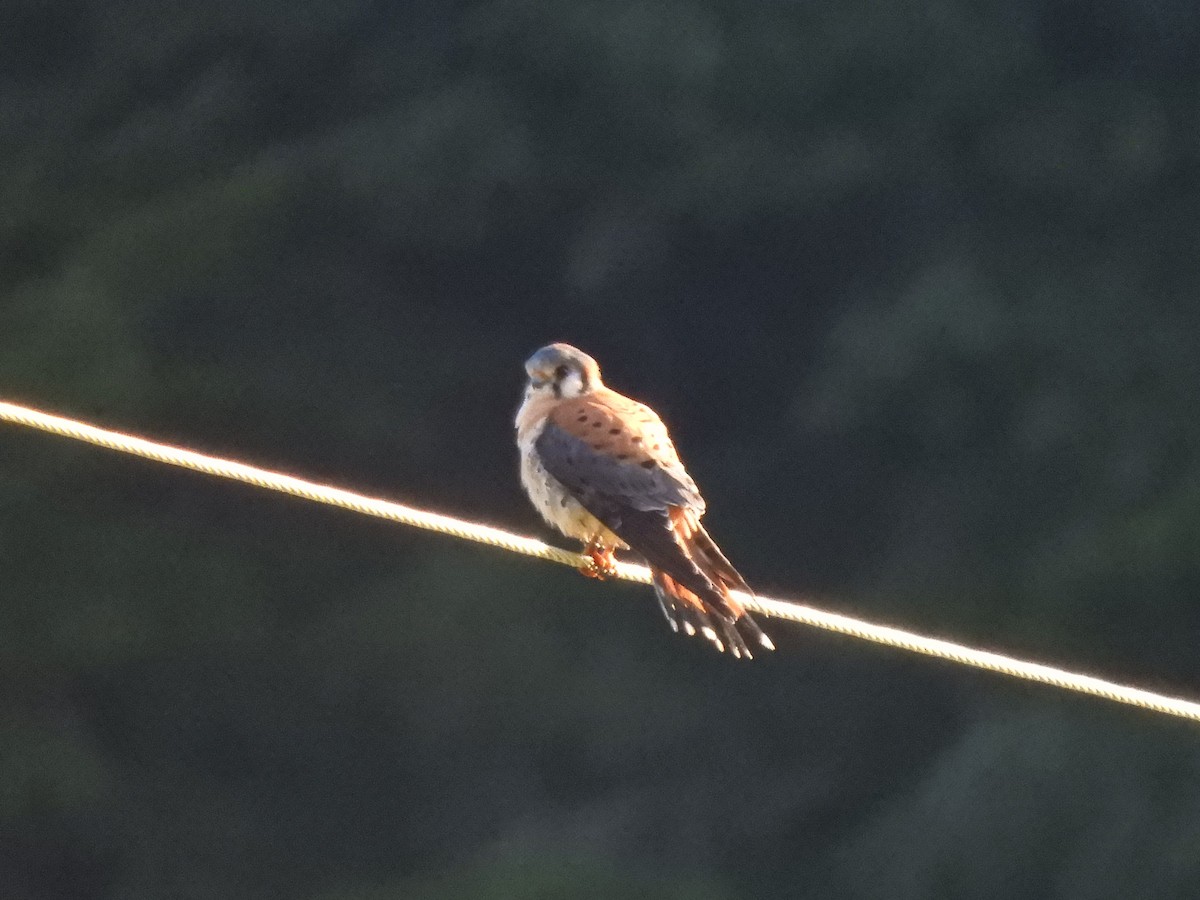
3,399,1198,723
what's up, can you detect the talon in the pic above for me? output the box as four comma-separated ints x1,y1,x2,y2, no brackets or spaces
579,559,605,579
579,540,618,580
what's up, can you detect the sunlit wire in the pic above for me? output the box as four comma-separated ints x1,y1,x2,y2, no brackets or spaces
3,398,1199,723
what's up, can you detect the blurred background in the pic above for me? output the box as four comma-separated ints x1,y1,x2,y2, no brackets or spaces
2,0,1200,897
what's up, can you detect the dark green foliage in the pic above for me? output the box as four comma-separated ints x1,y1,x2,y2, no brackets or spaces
2,0,1199,897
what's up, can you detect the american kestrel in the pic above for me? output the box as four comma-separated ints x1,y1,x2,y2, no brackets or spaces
515,342,774,658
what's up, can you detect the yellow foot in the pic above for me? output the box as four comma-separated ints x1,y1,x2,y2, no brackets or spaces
579,544,618,580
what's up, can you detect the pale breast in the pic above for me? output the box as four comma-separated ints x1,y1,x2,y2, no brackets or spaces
516,391,623,546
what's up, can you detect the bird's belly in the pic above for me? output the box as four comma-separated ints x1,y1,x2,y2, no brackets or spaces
520,452,622,547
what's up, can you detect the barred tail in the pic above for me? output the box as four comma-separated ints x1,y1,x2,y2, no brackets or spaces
651,568,774,660
595,504,774,658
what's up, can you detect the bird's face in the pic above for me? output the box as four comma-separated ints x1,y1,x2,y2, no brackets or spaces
524,343,602,399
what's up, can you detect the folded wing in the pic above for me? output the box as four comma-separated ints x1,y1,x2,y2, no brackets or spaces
535,393,773,657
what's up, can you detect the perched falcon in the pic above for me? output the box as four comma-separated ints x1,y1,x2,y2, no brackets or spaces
515,342,774,658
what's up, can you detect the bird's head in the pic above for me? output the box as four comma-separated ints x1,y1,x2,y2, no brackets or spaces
524,343,602,399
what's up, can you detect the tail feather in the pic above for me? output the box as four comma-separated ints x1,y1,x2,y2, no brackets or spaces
669,512,775,654
589,503,775,657
651,571,727,654
651,569,764,659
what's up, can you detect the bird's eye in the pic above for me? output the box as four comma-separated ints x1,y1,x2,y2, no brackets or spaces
554,364,568,380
